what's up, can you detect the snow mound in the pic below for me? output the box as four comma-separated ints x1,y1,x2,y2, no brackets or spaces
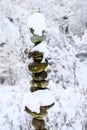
27,13,46,36
22,89,54,113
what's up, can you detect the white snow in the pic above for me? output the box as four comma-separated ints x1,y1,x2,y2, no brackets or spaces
22,89,54,113
0,0,87,130
27,13,46,36
76,61,87,88
0,85,22,130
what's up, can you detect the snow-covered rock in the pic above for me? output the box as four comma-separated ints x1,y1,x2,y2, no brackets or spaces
28,13,46,36
23,89,54,113
31,42,49,58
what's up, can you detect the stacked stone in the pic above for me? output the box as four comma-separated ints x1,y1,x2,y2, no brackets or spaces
29,51,48,92
24,13,54,130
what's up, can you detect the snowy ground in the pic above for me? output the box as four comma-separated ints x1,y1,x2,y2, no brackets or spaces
0,0,87,130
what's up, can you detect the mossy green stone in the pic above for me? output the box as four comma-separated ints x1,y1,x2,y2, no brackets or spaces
29,51,43,62
32,118,45,129
33,57,43,63
32,71,47,81
40,103,55,111
28,60,48,73
30,86,48,92
31,34,46,44
29,51,43,59
30,80,49,88
24,106,48,118
30,86,40,92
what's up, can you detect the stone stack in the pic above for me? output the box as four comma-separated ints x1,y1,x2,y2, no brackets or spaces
24,13,54,130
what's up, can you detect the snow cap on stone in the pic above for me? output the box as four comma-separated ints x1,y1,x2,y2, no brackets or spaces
32,42,49,58
28,13,46,36
22,89,54,113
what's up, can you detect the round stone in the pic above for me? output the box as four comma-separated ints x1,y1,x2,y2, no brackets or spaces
32,71,47,81
30,80,49,88
32,118,45,129
29,51,43,63
31,34,46,44
28,60,48,73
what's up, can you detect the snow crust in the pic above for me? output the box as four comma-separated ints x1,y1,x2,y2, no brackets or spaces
23,89,54,113
28,13,46,36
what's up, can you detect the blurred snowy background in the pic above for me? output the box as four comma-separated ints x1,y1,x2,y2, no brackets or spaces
0,0,87,130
